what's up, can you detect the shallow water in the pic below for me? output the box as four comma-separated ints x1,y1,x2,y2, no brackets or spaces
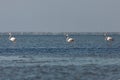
0,33,120,80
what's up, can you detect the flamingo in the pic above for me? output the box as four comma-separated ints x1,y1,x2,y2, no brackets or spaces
65,34,74,43
9,33,16,43
104,32,114,41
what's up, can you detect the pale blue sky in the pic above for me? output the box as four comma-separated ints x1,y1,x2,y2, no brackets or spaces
0,0,120,32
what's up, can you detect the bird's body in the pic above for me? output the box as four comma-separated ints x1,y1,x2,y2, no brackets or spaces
105,36,113,41
66,34,74,43
9,33,16,43
9,37,16,41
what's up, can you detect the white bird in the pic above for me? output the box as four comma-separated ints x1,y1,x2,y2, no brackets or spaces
65,34,74,43
9,33,16,43
104,32,114,41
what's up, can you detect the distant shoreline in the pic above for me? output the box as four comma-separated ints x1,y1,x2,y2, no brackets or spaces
0,32,120,35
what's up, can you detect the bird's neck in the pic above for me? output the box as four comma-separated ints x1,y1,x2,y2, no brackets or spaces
9,34,12,39
66,36,69,40
104,34,108,38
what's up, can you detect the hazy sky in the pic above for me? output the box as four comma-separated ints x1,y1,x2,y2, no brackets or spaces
0,0,120,32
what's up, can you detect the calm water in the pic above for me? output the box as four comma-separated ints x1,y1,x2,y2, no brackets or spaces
0,33,120,80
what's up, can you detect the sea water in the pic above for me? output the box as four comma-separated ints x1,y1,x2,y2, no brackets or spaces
0,33,120,80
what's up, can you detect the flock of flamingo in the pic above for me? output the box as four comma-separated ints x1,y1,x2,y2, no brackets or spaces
7,32,113,43
66,32,114,43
